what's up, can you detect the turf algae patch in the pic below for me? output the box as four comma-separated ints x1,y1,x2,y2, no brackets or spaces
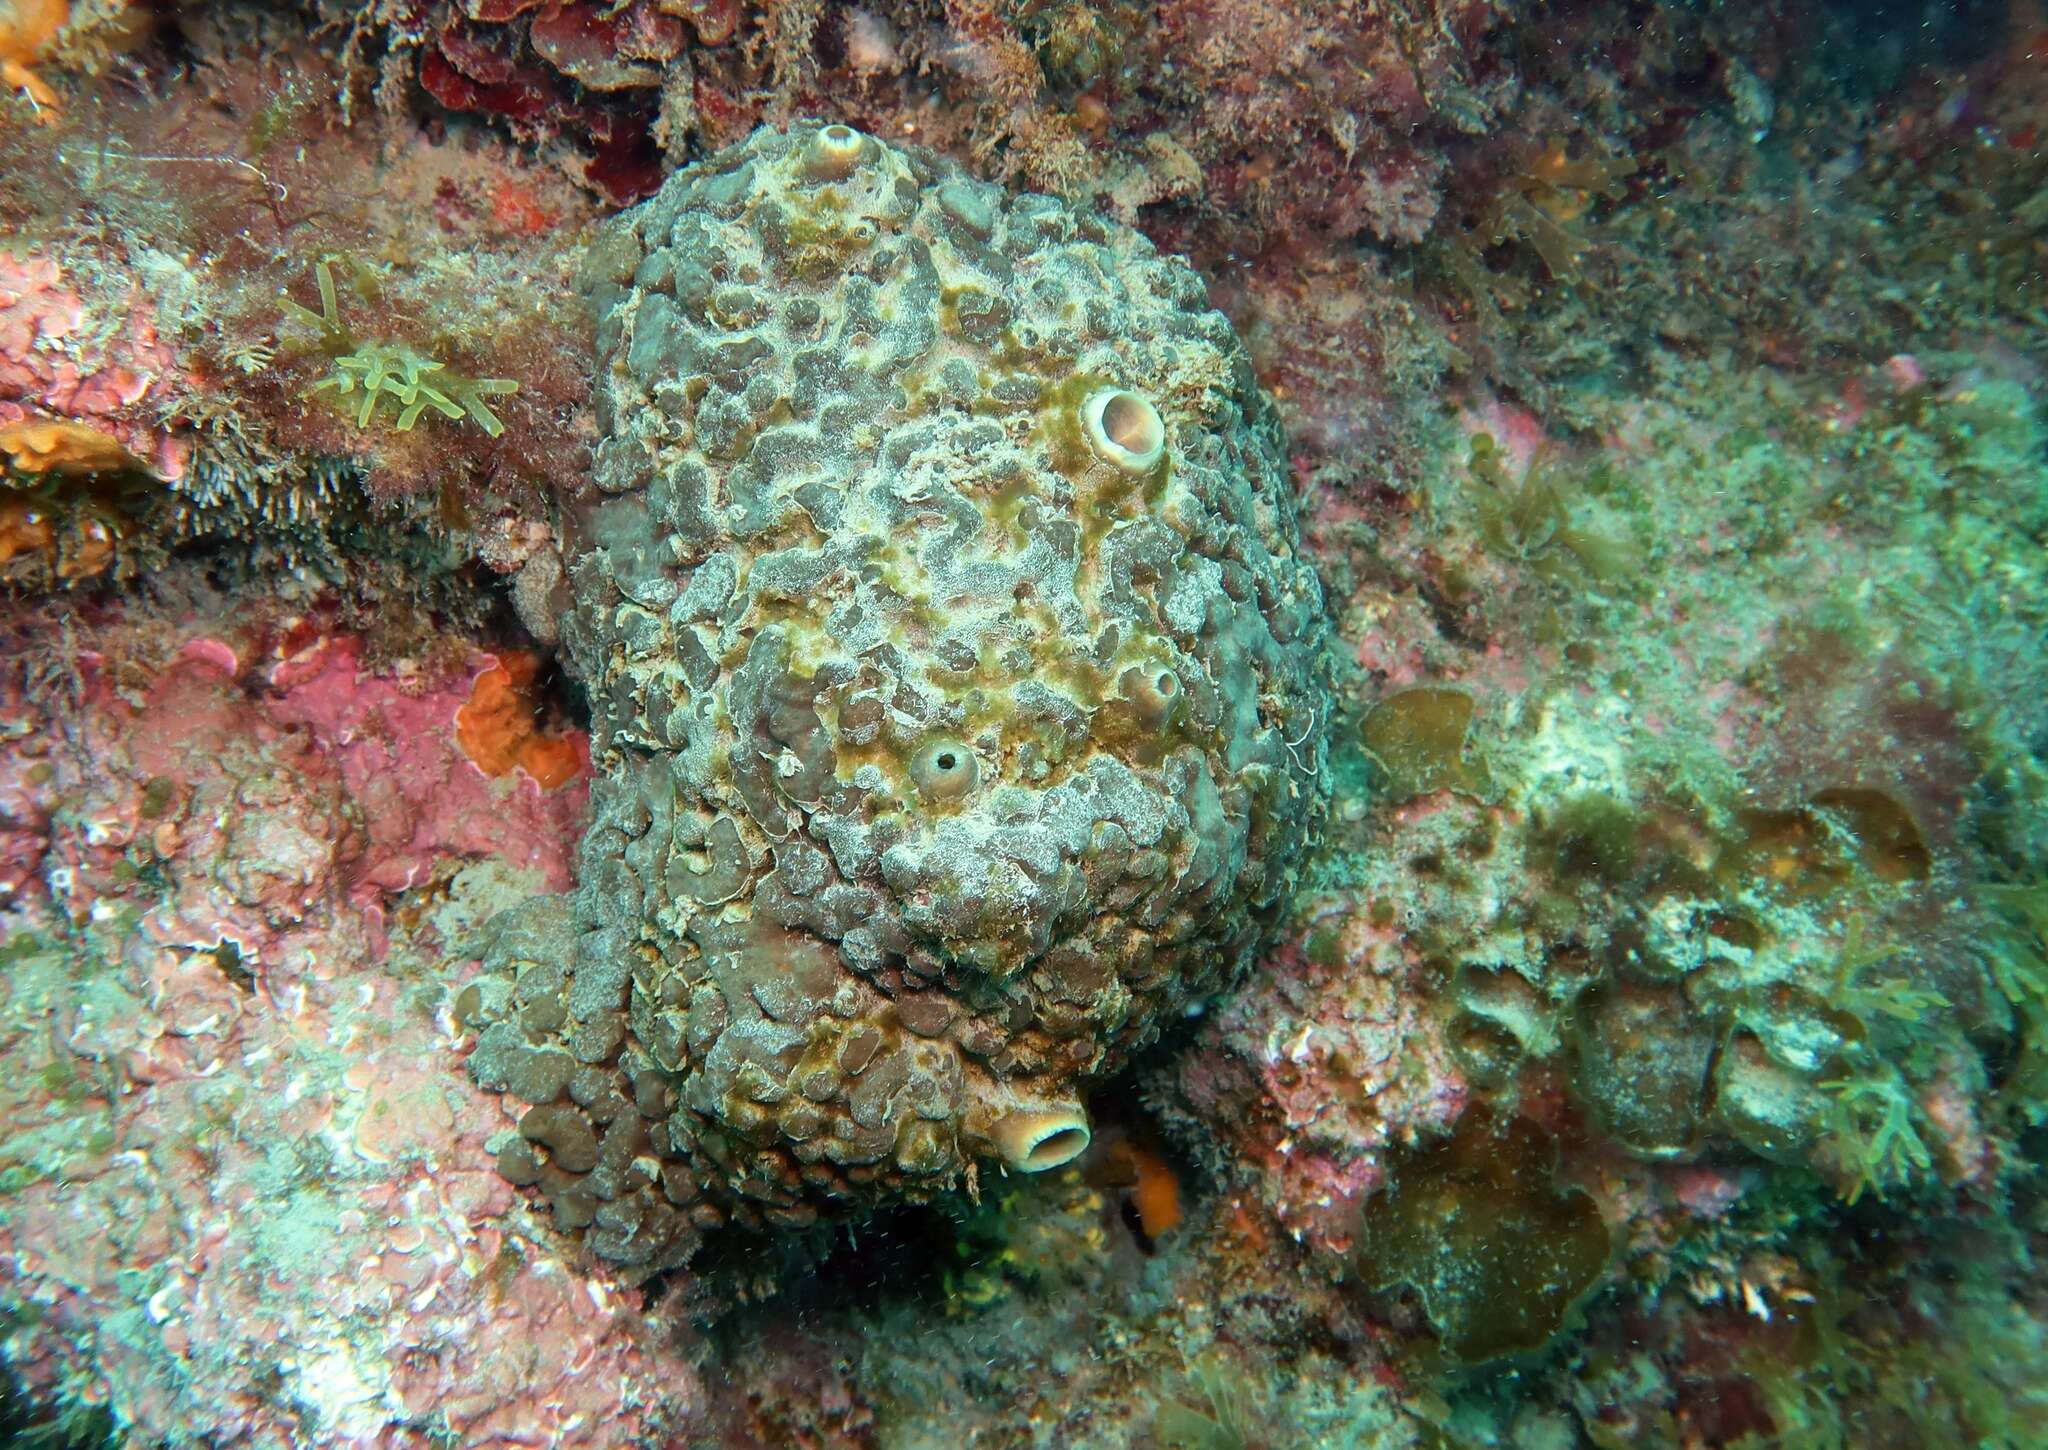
1354,1111,1610,1364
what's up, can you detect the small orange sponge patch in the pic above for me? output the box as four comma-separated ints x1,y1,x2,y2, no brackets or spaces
455,652,581,789
0,496,53,564
1125,1142,1184,1241
0,419,151,477
0,0,71,114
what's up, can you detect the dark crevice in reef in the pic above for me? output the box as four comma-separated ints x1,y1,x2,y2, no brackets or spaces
0,1367,120,1450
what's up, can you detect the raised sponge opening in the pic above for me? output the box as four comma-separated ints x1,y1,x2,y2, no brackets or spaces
1082,387,1165,474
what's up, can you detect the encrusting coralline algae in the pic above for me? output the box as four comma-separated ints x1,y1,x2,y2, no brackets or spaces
462,123,1331,1270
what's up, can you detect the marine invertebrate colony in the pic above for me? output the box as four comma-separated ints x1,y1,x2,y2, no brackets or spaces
466,123,1330,1269
8,4,2048,1442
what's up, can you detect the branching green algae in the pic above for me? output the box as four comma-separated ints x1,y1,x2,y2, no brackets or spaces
280,259,518,437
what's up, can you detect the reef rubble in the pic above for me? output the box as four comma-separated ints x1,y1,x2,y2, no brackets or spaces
0,600,699,1444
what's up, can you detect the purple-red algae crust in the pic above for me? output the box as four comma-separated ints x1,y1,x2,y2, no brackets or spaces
0,604,697,1445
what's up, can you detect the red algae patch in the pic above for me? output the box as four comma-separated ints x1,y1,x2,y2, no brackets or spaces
0,602,695,1444
456,651,583,789
263,635,588,893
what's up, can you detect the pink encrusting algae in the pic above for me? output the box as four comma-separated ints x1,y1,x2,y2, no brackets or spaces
0,603,693,1445
0,251,189,481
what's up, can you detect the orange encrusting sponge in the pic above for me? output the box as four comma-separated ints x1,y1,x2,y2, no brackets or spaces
0,495,54,564
0,0,70,115
0,419,151,477
455,652,582,790
1125,1142,1184,1240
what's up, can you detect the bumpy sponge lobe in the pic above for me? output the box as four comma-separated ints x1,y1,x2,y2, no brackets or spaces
468,124,1329,1270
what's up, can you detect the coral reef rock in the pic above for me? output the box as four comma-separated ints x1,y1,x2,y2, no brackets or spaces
466,123,1330,1270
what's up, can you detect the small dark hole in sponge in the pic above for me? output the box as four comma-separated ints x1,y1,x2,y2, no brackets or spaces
935,751,958,770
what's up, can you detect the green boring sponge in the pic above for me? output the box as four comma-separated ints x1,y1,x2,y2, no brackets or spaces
466,123,1331,1269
